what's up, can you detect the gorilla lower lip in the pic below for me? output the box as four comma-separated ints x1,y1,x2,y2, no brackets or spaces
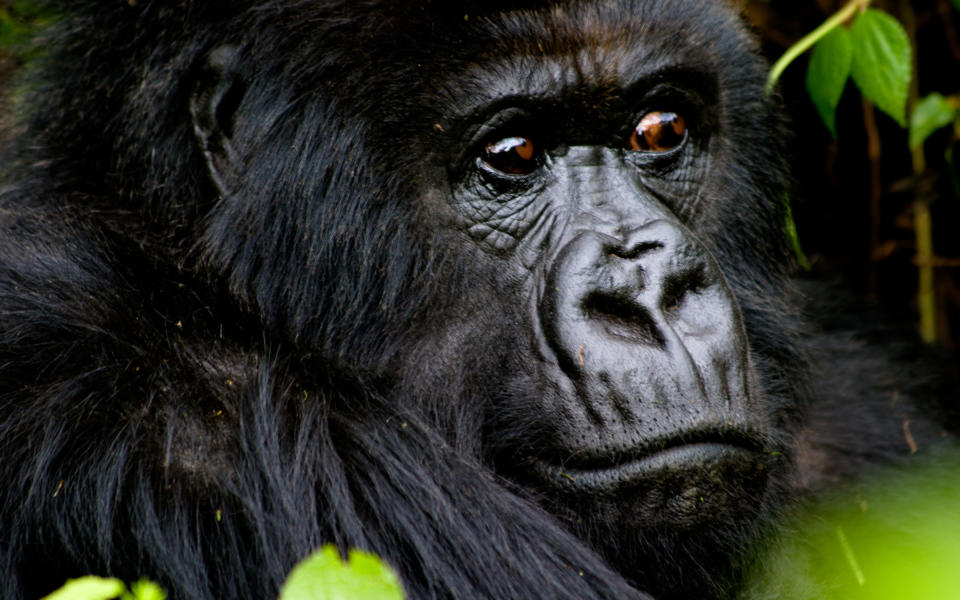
531,443,767,494
529,442,774,533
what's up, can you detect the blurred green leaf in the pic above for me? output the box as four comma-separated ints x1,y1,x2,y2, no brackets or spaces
41,577,126,600
806,26,853,136
744,460,960,599
10,0,50,19
122,579,166,600
0,10,29,51
0,1,56,55
849,9,911,127
951,0,960,12
909,93,957,150
280,545,405,600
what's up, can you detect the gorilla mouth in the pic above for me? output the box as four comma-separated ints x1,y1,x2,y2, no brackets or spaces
524,431,774,530
528,429,771,495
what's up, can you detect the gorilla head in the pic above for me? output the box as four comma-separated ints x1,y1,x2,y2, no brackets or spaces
1,1,920,599
187,1,799,591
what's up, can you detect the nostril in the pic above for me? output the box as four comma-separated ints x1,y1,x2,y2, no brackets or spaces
661,264,709,315
604,241,662,260
581,290,666,347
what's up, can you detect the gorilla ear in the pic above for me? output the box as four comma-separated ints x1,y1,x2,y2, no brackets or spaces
190,44,246,197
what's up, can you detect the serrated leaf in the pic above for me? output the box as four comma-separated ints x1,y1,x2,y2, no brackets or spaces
849,9,912,127
280,545,405,600
909,93,957,150
41,577,125,600
806,26,853,136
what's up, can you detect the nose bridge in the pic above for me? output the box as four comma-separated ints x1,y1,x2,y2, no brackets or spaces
562,146,670,233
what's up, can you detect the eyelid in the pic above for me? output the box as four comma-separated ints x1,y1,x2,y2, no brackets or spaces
453,107,537,179
469,108,536,147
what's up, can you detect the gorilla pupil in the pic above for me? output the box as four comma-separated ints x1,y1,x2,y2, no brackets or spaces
483,136,537,174
629,111,686,152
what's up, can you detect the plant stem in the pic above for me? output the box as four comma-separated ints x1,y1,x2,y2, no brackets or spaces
899,0,938,344
862,99,882,300
765,0,870,94
915,201,937,343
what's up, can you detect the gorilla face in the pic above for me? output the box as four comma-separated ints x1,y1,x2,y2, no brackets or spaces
393,2,789,566
444,90,772,516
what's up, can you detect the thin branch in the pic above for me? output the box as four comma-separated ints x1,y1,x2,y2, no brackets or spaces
765,0,870,93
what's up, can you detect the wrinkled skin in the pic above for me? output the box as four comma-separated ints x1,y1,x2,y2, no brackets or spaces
0,1,950,599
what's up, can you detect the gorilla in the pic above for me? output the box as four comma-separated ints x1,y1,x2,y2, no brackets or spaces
0,0,953,598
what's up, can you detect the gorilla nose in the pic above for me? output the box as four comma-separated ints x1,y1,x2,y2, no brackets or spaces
571,220,718,345
581,289,666,348
539,218,751,427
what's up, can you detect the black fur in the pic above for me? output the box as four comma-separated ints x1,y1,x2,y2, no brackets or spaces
0,1,953,599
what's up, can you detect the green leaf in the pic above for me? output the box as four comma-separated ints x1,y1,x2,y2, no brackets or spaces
10,0,52,19
280,545,405,600
849,9,912,127
910,93,958,150
41,577,126,600
806,26,853,136
122,579,166,600
0,14,29,51
951,0,960,12
782,195,810,271
744,459,960,599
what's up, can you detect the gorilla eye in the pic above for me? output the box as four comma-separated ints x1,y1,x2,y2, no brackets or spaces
629,111,686,152
482,136,538,175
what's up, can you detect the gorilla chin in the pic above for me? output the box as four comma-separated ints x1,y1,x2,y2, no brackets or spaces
530,440,775,600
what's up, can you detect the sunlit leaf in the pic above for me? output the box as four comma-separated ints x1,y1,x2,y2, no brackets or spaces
41,577,125,600
849,9,911,127
744,459,960,599
280,545,405,600
806,26,853,136
122,579,166,600
909,93,957,150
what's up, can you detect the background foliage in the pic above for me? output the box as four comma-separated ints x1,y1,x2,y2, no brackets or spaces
740,0,960,349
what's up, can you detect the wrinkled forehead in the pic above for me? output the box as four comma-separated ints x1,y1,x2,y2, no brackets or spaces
472,0,738,66
437,0,738,115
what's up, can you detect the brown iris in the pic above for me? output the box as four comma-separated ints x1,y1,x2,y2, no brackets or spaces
482,136,537,175
629,112,686,152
